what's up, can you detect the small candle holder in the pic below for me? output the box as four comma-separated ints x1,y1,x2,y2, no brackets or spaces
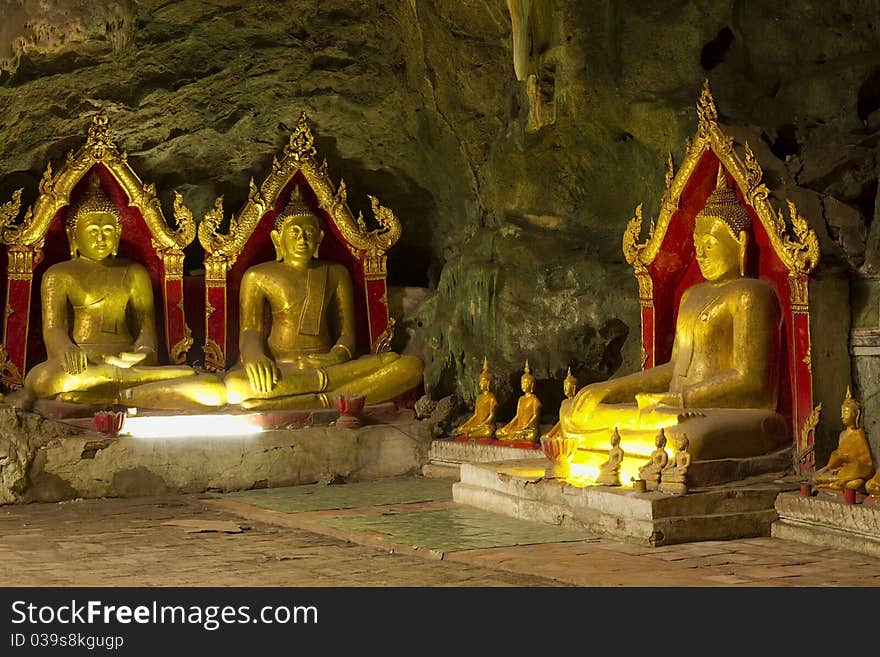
540,435,578,479
93,410,126,436
333,394,366,429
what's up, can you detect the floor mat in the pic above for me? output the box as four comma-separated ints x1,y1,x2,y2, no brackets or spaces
224,476,455,512
316,507,598,553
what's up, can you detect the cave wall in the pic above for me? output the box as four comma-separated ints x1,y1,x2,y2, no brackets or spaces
0,0,877,459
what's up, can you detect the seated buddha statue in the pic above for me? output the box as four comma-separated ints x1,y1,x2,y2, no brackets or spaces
222,190,423,410
455,357,498,439
496,360,541,443
812,387,874,491
638,428,669,490
558,171,789,462
595,428,623,486
659,434,691,494
9,174,197,409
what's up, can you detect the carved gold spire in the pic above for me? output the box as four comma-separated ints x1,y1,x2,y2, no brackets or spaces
195,111,401,276
624,80,819,279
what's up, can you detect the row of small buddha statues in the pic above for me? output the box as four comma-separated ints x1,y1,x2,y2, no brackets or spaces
455,358,579,444
7,174,423,412
810,387,880,497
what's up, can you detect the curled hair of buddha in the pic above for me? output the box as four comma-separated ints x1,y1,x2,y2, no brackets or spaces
696,166,752,237
68,172,120,229
275,186,320,231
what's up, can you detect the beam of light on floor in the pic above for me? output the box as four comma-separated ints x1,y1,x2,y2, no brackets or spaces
122,414,263,439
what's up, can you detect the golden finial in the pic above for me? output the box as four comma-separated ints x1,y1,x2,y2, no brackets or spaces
524,359,531,374
478,356,493,382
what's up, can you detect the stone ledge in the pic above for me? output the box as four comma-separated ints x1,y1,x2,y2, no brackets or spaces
453,460,794,546
775,491,880,532
0,407,433,504
771,519,880,559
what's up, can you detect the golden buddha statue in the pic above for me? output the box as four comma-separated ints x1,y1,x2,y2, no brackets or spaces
638,428,669,490
563,366,578,400
812,387,874,491
496,360,541,443
595,428,623,486
659,434,691,494
10,174,197,408
558,170,789,461
222,190,423,410
455,357,498,440
866,470,880,497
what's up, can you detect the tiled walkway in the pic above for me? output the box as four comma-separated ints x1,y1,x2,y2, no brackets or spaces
2,477,880,587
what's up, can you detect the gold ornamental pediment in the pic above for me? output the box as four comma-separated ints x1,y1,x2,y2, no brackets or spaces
622,80,820,279
193,112,401,265
1,113,195,258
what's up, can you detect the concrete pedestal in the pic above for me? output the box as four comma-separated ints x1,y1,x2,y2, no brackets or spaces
771,491,880,558
0,407,433,504
453,459,798,546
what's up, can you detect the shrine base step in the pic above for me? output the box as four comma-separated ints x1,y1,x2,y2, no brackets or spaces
453,459,799,547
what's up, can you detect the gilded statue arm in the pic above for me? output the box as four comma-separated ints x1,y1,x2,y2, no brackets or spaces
572,361,674,416
679,285,777,409
124,264,159,366
239,269,279,393
41,268,87,374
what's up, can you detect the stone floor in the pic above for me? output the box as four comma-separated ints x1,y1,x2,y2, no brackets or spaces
2,476,880,587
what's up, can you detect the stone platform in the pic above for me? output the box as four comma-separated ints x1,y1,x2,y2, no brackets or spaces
771,491,880,558
0,406,433,504
453,458,800,546
422,438,541,478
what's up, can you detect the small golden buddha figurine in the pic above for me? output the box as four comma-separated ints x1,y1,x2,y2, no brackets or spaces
558,169,788,461
537,366,578,443
496,360,542,443
812,387,874,491
10,174,198,408
222,190,423,409
455,357,498,440
659,434,691,494
638,428,669,491
563,366,578,400
595,427,624,486
866,470,880,497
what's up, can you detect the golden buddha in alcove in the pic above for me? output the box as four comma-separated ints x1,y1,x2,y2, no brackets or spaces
558,171,788,461
10,174,197,408
812,387,874,491
222,191,423,409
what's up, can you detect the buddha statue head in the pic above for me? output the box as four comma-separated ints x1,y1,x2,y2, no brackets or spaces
478,356,493,392
655,428,667,449
694,167,752,282
610,427,621,447
563,366,578,399
271,187,324,266
841,385,861,429
520,360,535,394
66,173,121,261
